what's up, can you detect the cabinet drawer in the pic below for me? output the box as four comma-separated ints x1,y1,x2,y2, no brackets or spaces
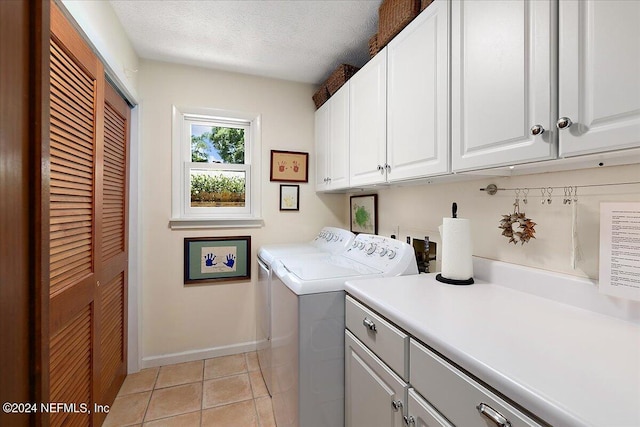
346,296,409,381
410,339,543,427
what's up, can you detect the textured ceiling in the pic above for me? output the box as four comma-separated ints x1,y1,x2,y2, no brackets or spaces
109,0,382,85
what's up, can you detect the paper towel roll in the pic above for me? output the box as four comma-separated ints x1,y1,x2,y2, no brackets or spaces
440,217,473,281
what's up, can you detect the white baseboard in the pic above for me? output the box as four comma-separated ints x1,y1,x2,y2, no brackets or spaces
140,341,258,370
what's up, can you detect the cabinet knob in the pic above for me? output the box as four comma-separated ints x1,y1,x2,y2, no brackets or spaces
392,400,403,411
362,317,377,332
377,164,384,174
403,415,415,425
556,117,573,129
530,124,545,136
385,163,391,173
476,403,512,427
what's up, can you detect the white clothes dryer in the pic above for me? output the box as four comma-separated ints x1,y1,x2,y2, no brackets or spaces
270,234,418,427
256,227,354,395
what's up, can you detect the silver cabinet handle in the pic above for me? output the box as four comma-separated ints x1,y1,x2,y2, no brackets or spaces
392,400,403,411
385,163,391,173
362,317,377,332
403,415,415,425
530,124,545,136
476,403,512,427
556,117,573,129
377,164,384,174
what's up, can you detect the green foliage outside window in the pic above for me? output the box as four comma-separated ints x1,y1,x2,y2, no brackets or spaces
191,127,245,164
190,173,246,206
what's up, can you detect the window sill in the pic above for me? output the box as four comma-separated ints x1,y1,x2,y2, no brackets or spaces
169,217,264,230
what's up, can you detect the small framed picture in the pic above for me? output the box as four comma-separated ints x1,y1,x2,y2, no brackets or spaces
350,194,378,234
184,236,251,285
270,150,309,182
280,185,300,211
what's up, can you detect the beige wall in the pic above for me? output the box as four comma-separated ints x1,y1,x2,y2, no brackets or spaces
360,164,639,280
138,60,344,364
62,0,139,100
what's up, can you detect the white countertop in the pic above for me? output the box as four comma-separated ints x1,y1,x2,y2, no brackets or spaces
345,271,640,427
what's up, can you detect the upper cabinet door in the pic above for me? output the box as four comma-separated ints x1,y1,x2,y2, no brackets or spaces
315,102,330,191
451,0,556,172
327,83,350,190
350,49,388,187
387,0,450,181
558,0,640,157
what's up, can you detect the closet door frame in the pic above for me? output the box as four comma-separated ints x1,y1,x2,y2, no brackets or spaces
0,1,49,426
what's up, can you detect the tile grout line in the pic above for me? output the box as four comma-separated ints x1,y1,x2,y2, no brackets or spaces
111,353,268,427
245,354,261,426
200,358,205,427
141,365,161,425
246,352,262,427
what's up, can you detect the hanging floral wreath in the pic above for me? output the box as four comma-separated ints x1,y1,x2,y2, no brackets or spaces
499,195,536,245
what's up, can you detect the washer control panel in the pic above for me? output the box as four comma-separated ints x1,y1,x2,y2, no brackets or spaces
312,227,355,253
344,234,417,275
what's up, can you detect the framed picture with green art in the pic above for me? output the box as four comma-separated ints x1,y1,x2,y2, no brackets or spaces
184,236,251,284
350,194,377,234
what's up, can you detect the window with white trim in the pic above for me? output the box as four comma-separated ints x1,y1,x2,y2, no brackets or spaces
171,106,262,228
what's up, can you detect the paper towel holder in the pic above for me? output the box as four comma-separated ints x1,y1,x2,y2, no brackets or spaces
435,274,474,285
436,202,474,285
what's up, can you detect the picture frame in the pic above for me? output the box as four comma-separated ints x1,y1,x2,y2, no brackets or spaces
280,184,300,211
184,236,251,284
270,150,309,182
350,194,378,234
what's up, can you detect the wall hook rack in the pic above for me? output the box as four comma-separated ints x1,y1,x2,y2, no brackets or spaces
480,181,640,195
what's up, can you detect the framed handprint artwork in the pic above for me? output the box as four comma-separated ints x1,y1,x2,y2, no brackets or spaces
184,236,251,284
270,150,308,182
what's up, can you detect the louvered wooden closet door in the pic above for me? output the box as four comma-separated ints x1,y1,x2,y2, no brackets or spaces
48,2,129,425
96,82,130,419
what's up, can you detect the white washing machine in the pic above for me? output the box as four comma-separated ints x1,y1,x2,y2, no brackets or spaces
256,227,354,395
270,234,418,427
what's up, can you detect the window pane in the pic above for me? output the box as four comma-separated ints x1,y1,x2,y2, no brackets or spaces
190,124,245,164
190,169,246,208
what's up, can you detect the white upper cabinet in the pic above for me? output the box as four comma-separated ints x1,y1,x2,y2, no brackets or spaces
451,0,556,172
349,49,388,187
558,0,640,157
315,83,350,191
387,0,450,181
315,101,330,191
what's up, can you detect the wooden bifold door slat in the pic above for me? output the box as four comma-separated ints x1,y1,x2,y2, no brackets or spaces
48,2,130,425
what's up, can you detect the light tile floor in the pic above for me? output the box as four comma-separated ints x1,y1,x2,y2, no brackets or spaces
102,352,276,427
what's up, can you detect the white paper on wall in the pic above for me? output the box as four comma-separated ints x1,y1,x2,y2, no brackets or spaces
599,202,640,301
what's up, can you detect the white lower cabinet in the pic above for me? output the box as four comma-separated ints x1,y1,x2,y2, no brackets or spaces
406,389,452,427
345,330,407,427
409,339,542,427
345,295,544,427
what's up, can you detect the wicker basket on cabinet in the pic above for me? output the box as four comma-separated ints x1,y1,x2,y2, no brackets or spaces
312,84,330,109
377,0,421,47
326,64,360,95
368,33,379,58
